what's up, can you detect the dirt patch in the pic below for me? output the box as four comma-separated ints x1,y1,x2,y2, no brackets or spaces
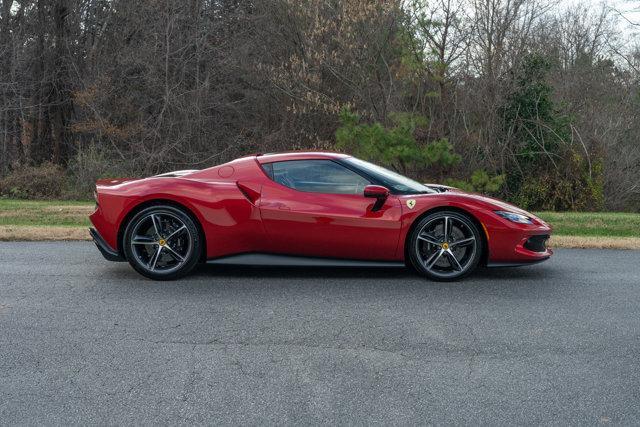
0,226,90,241
550,235,640,250
42,205,95,215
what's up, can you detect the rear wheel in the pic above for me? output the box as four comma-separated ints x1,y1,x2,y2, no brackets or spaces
408,211,482,281
123,205,201,280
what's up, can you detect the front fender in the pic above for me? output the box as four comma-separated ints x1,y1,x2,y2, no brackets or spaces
395,194,550,264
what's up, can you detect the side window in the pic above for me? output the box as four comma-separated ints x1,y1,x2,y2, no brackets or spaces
266,160,370,194
261,162,274,179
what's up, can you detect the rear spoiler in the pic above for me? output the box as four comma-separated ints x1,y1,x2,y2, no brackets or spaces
154,169,199,178
424,183,459,193
95,170,199,187
95,178,139,187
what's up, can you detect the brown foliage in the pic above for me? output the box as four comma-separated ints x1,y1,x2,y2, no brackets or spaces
0,0,638,209
0,163,67,199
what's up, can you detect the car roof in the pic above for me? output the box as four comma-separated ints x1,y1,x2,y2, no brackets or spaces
255,151,351,164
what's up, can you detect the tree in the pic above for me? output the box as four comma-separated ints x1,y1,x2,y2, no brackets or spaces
335,108,460,179
501,53,603,210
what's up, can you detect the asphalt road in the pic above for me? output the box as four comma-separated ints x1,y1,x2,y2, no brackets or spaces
1,242,639,425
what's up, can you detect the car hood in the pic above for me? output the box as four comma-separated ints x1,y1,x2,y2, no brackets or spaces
415,187,539,219
460,192,533,216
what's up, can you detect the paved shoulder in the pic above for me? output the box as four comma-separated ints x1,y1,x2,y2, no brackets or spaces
1,243,639,424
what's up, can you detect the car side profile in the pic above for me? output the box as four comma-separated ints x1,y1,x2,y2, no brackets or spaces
89,152,552,281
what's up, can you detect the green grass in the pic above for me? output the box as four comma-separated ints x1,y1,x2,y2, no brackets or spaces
0,199,638,238
535,211,640,238
0,198,93,227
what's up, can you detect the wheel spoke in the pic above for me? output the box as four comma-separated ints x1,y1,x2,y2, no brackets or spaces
450,237,475,248
417,234,441,246
151,214,162,238
446,250,463,271
165,225,187,242
148,246,163,271
163,244,185,262
132,236,157,245
425,249,444,270
443,216,449,241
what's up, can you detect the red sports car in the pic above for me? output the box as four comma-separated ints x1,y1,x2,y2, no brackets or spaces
89,152,552,281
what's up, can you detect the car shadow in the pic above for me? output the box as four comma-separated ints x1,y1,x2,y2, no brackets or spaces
98,255,563,298
102,260,558,282
187,262,559,284
97,260,566,307
191,263,414,280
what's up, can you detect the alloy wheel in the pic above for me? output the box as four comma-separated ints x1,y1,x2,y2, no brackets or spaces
413,214,479,279
129,211,194,275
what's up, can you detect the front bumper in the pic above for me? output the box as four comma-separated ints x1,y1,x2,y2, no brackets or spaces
484,216,553,266
516,234,552,256
90,227,125,262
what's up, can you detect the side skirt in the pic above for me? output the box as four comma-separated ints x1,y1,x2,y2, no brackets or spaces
206,253,405,268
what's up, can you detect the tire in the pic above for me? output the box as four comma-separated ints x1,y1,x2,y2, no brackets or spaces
122,205,202,280
407,210,483,281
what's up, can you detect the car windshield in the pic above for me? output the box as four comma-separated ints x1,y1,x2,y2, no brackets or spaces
342,157,436,195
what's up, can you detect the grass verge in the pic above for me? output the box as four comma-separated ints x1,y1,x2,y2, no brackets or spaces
535,211,640,238
0,198,93,227
0,199,638,248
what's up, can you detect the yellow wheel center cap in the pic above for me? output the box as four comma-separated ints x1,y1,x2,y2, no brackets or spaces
158,239,166,246
442,242,449,250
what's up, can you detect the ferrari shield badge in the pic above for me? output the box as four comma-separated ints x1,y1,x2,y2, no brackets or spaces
406,199,416,209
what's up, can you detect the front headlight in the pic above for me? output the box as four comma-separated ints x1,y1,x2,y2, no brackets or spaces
494,210,532,224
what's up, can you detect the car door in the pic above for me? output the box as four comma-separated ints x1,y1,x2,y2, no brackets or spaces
258,159,402,260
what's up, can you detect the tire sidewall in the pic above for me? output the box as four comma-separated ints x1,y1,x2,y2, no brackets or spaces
408,211,483,282
123,205,201,280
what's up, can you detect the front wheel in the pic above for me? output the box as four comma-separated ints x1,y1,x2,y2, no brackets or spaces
408,211,483,281
123,205,202,280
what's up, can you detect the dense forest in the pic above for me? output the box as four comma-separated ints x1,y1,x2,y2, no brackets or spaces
0,0,639,211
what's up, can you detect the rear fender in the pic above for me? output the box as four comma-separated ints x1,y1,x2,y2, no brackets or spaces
91,178,267,259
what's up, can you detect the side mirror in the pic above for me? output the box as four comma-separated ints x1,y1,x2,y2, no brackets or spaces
364,185,390,199
364,185,389,212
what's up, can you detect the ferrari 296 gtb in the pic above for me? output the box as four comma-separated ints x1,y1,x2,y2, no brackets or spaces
89,152,552,281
